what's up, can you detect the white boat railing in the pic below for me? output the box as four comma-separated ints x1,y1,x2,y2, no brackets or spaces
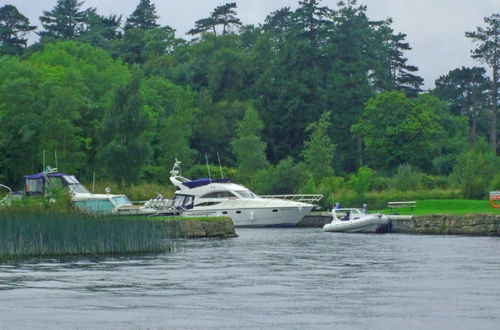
259,194,323,204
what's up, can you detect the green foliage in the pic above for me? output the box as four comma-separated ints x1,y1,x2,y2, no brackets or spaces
389,164,424,192
125,0,159,30
465,13,500,154
333,189,461,210
3,185,72,212
490,173,500,191
0,56,43,186
39,0,94,40
301,111,335,182
375,199,499,216
231,105,269,180
0,5,36,56
185,164,237,181
97,67,152,186
349,166,373,199
191,98,246,161
353,92,442,172
188,2,242,36
299,175,345,209
251,157,306,195
0,1,496,197
451,148,499,199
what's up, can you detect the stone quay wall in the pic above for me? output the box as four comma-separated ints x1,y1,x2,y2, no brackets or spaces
300,213,500,236
156,218,238,239
391,214,500,236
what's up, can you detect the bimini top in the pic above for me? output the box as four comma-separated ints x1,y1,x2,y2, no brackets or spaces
24,172,66,180
183,178,232,189
23,171,89,195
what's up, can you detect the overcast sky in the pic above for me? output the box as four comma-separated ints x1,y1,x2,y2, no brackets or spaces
9,0,499,89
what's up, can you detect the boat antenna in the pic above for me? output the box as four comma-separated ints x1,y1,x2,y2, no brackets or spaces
42,149,45,171
54,150,58,172
205,153,212,182
92,171,95,195
217,152,224,179
171,159,181,176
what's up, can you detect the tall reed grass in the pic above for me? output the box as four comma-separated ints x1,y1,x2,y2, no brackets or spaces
0,210,179,260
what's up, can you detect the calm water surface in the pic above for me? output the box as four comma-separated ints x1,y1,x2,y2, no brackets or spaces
1,228,500,329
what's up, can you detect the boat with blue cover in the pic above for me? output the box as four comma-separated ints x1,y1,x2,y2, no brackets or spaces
3,167,154,215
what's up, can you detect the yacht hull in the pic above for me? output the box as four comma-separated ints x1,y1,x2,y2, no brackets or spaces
181,206,314,227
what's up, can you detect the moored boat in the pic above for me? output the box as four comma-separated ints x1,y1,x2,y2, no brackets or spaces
156,160,323,227
323,205,390,233
6,167,156,215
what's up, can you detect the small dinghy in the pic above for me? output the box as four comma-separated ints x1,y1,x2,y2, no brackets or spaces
323,205,390,233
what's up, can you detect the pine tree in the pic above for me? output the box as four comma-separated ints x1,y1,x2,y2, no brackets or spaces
466,13,500,154
0,5,36,55
125,0,159,30
434,67,490,142
39,0,94,40
188,3,241,36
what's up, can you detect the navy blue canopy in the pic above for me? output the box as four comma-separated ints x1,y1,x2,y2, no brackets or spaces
183,178,232,189
24,173,65,180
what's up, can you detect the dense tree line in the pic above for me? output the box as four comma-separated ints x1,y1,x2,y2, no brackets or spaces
0,0,498,199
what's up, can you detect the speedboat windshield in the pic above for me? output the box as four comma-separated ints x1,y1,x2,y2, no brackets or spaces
234,190,257,198
68,184,90,194
111,195,132,207
63,175,90,194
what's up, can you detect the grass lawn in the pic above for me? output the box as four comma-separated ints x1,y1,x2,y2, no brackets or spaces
377,199,500,216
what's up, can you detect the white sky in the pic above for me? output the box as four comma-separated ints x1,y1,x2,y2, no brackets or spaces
7,0,499,89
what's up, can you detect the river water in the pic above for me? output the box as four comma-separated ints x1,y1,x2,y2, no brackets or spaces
1,228,500,329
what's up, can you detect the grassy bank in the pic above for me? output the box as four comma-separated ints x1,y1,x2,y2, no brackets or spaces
378,199,500,216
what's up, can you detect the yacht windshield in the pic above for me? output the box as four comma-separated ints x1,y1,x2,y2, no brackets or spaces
63,175,90,194
234,190,256,198
111,195,132,207
68,184,90,194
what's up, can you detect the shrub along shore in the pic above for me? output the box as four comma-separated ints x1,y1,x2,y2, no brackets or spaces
0,211,236,261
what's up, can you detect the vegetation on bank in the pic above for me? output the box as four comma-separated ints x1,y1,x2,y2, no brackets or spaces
0,0,498,205
0,198,231,260
375,200,500,216
0,211,175,260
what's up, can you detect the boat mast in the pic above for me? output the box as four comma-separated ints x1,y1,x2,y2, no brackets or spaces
205,153,212,182
217,152,224,179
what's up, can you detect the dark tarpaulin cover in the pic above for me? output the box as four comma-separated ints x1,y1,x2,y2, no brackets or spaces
183,178,232,189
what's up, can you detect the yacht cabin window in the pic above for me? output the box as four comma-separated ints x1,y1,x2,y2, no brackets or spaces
234,190,256,198
200,191,237,199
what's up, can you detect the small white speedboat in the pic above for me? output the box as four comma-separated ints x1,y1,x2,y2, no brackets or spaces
323,207,390,233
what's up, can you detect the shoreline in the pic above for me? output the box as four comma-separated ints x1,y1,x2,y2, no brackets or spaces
299,213,500,236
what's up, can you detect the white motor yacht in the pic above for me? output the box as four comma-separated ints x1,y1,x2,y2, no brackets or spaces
323,205,390,233
161,160,323,227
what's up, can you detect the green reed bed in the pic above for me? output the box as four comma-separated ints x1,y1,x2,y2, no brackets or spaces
0,210,178,260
